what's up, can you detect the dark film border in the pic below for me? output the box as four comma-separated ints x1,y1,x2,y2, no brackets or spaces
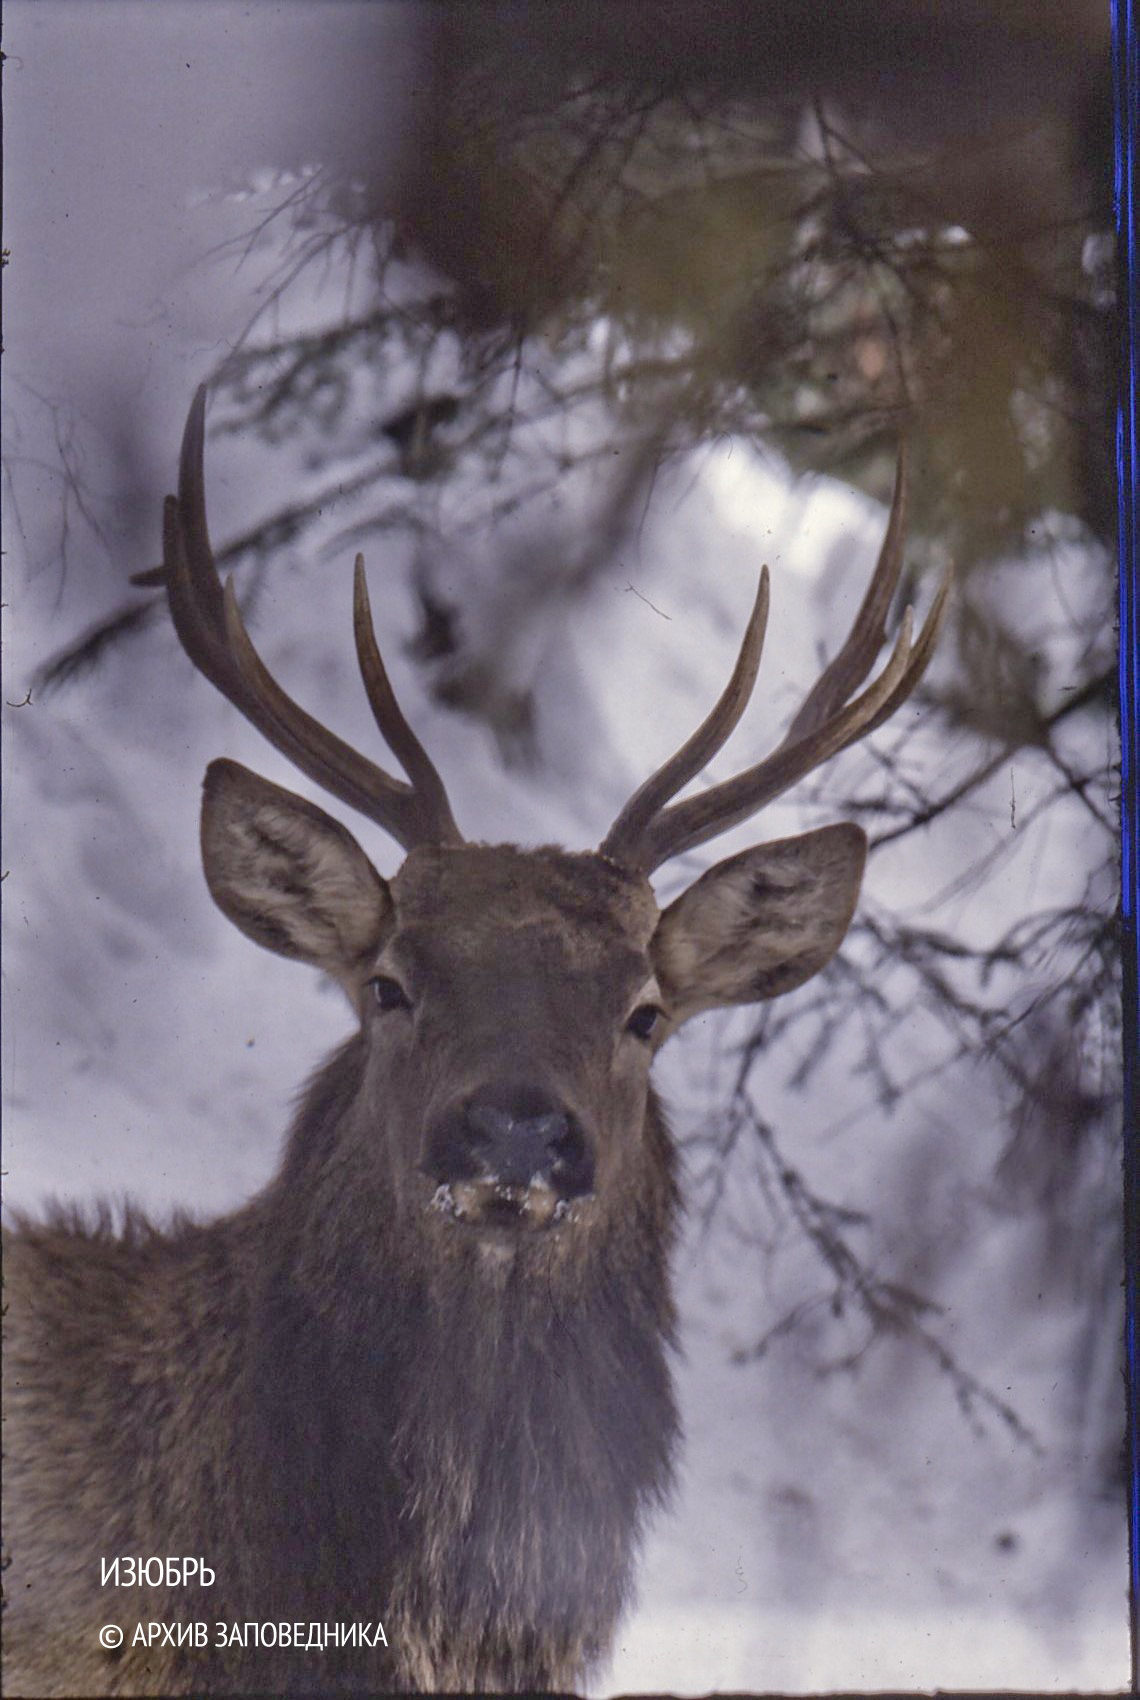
1112,0,1140,1684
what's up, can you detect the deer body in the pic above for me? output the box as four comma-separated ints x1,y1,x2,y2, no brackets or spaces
3,391,946,1695
7,1076,678,1697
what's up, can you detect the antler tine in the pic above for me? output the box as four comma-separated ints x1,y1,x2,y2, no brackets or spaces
352,558,461,844
600,567,770,865
784,440,909,744
601,449,949,874
164,386,463,852
636,576,949,870
845,565,951,742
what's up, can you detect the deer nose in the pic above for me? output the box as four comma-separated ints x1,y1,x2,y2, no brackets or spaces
424,1083,594,1197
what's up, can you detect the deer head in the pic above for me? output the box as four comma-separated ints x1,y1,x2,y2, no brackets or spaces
163,387,947,1245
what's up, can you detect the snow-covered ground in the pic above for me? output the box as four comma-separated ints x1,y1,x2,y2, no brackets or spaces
3,6,1129,1693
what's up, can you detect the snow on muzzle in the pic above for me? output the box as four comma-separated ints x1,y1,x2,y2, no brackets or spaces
422,1082,595,1229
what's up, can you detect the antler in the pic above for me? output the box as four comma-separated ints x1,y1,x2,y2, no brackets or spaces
601,446,950,872
163,386,463,850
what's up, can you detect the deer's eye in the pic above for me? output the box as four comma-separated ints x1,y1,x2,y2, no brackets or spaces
626,1004,663,1042
369,975,412,1013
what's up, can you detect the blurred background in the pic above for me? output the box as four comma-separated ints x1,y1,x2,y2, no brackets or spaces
2,3,1126,1690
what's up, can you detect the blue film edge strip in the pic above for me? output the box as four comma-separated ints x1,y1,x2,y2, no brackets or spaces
1113,0,1140,1684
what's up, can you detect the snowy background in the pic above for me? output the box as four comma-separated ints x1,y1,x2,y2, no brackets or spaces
2,6,1128,1693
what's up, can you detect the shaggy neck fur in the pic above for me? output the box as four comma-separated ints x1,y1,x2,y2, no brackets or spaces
236,1040,681,1691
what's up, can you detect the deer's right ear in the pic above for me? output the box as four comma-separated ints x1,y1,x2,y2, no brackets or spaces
200,759,391,973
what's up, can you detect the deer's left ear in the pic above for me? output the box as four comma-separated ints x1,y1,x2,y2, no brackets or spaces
651,823,867,1026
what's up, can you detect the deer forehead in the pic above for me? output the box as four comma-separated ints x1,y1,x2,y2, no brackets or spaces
386,843,660,968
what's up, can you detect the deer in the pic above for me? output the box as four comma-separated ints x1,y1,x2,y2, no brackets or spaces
3,387,948,1697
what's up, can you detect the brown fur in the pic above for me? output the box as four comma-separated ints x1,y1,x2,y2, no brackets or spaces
3,766,865,1695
